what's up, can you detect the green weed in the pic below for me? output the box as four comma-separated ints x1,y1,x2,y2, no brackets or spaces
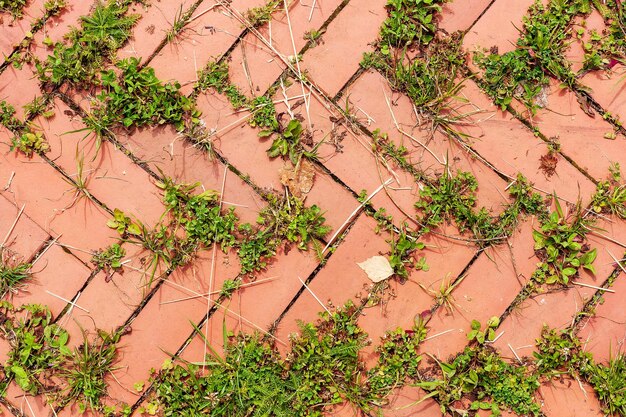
107,208,142,237
587,355,626,416
365,34,467,136
94,57,195,133
474,0,593,112
256,192,330,252
378,0,447,49
582,1,625,71
591,163,626,218
165,5,191,43
388,226,426,280
417,319,542,416
366,319,426,396
10,130,50,157
248,95,278,129
0,303,71,394
156,176,330,276
531,198,596,285
23,95,54,119
0,100,25,132
303,29,324,46
244,0,281,27
263,118,321,165
534,326,593,375
91,243,126,276
38,0,139,85
151,301,423,416
416,170,546,245
195,60,231,93
0,0,27,18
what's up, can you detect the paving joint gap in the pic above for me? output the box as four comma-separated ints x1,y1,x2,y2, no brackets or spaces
140,0,206,68
333,66,366,103
464,0,498,34
52,268,102,324
0,397,26,417
267,208,368,334
128,299,223,413
572,249,626,332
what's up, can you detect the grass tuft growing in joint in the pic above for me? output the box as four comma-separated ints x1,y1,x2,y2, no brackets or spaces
0,250,31,297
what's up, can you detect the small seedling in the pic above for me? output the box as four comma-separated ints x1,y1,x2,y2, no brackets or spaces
467,316,499,345
23,96,54,119
91,243,126,277
264,118,321,165
107,208,141,236
531,197,596,285
388,226,426,280
10,130,50,157
303,29,323,46
244,0,281,27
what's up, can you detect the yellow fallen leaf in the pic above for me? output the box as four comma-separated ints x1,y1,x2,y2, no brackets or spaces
357,256,393,283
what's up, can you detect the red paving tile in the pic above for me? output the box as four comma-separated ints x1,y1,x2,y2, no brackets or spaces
0,127,119,264
117,0,198,63
29,0,95,62
577,218,626,364
61,243,169,340
0,0,46,60
578,274,626,364
409,223,477,293
2,0,626,413
274,214,387,343
274,81,424,224
200,245,321,352
581,65,626,126
300,0,387,97
39,98,166,226
344,69,509,212
4,382,55,417
46,197,118,264
523,79,625,181
463,0,535,55
149,0,267,96
458,80,597,205
438,0,493,33
227,0,345,97
419,219,537,361
377,385,443,417
0,193,48,261
539,378,604,417
11,243,91,317
0,63,41,119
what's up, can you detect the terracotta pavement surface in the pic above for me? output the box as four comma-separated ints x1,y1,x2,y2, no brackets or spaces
0,0,625,416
